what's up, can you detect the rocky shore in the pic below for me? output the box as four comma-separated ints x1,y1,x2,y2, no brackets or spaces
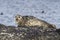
0,24,60,40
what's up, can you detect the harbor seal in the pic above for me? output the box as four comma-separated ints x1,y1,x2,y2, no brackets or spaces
15,14,56,29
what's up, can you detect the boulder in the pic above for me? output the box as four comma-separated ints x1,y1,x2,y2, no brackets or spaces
0,24,60,40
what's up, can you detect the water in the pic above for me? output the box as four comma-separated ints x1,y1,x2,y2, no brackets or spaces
0,0,60,28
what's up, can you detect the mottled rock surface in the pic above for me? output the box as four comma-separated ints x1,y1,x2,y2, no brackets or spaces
0,24,60,40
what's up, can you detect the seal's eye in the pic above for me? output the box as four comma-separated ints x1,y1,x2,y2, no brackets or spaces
18,16,22,19
18,16,20,18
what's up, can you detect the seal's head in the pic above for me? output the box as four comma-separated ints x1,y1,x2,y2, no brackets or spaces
15,14,23,25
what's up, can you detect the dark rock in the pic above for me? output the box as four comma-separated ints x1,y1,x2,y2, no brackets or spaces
0,12,3,15
0,24,60,40
56,28,60,35
41,11,44,13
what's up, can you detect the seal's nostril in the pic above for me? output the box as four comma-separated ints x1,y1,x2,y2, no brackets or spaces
16,18,18,21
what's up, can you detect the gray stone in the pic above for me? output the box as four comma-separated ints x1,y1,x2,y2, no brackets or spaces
0,24,60,40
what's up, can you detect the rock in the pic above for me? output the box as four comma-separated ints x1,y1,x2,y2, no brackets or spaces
41,10,44,13
0,24,60,40
56,28,60,35
0,12,3,15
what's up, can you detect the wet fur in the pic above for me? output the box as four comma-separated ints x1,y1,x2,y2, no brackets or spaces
15,15,56,29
